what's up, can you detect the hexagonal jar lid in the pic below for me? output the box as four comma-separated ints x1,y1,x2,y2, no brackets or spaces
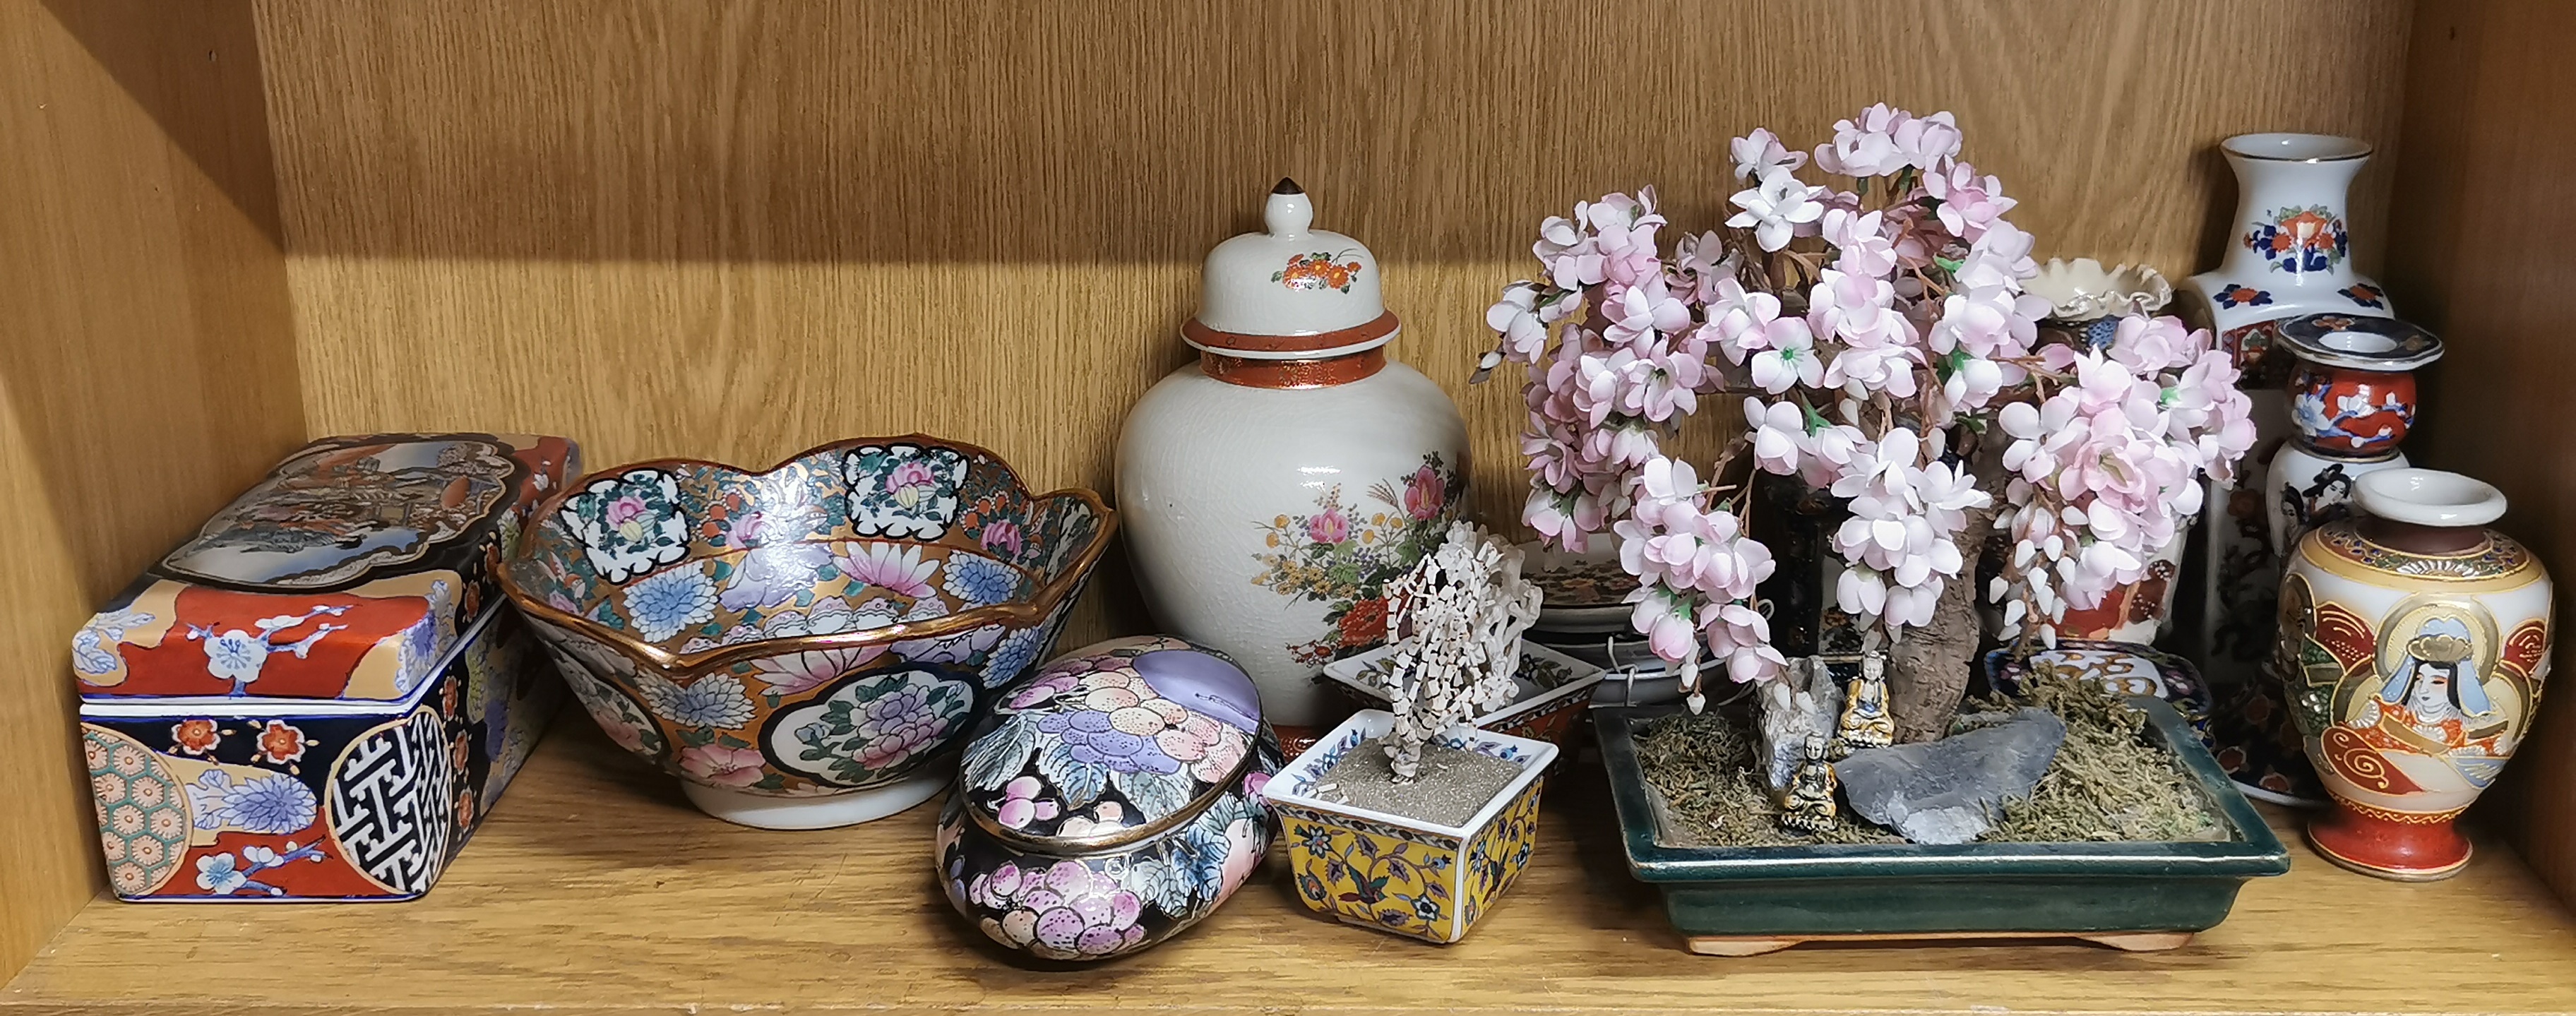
962,636,1264,847
1183,179,1399,361
2277,313,2443,371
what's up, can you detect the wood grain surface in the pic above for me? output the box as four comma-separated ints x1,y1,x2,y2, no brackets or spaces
7,712,2576,1016
249,0,2415,647
0,0,304,983
2385,0,2576,912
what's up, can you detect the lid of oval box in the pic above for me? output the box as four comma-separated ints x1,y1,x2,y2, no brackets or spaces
1183,179,1400,361
962,636,1263,848
71,434,580,705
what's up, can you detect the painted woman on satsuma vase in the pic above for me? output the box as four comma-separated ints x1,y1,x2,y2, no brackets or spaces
2277,470,2551,880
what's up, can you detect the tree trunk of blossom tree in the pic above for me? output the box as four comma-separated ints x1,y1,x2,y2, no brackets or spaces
1885,503,1993,743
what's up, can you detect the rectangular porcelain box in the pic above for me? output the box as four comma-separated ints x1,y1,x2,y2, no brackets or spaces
71,433,576,901
81,603,558,900
1594,695,2290,951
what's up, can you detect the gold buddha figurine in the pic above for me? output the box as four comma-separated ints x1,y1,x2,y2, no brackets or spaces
1834,652,1896,758
1778,736,1839,834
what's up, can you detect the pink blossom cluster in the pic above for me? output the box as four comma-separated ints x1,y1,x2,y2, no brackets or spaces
1613,457,1783,698
1989,317,2255,638
1481,104,2248,703
1495,189,1712,552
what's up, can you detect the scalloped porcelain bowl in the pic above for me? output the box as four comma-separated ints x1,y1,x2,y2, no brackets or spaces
501,436,1114,830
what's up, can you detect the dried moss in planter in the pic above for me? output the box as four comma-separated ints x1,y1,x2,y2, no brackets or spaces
1313,735,1522,827
1633,672,2224,847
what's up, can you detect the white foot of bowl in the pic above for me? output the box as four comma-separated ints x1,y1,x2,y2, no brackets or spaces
681,771,948,830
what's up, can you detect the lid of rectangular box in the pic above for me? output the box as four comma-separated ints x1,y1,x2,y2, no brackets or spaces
73,433,580,706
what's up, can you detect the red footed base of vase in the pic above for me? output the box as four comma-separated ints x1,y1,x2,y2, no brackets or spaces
2306,799,2471,881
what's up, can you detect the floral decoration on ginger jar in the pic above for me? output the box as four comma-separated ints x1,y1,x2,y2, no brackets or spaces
1117,179,1469,744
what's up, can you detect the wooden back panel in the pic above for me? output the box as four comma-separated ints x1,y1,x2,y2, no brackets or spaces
250,0,2414,645
2387,0,2576,909
0,0,304,981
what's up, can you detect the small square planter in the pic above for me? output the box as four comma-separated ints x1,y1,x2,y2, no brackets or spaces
1595,695,2289,956
1264,710,1558,944
1320,642,1604,753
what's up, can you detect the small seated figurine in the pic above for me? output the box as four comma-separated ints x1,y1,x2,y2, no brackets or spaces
1778,736,1839,834
1833,652,1896,758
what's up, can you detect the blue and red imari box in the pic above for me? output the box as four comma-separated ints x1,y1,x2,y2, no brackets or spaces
72,433,578,901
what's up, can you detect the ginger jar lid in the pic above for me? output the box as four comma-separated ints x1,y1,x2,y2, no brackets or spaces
1183,179,1399,360
2277,313,2443,371
962,636,1267,849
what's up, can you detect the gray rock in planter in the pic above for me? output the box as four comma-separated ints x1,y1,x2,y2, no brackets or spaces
1831,706,2066,844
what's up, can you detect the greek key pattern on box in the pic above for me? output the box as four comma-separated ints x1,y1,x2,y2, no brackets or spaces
328,708,455,894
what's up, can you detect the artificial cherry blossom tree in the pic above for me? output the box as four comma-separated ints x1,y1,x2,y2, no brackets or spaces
1479,104,2255,721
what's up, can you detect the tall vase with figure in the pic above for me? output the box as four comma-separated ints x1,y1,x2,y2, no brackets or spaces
2264,313,2441,555
2180,133,2397,806
2277,470,2553,880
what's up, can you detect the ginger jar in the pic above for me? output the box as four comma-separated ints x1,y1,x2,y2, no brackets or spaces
1116,179,1468,743
2277,470,2552,880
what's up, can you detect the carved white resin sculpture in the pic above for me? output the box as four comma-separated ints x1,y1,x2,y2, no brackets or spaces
1375,522,1543,781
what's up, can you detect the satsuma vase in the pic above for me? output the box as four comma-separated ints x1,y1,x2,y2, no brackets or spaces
2278,470,2552,880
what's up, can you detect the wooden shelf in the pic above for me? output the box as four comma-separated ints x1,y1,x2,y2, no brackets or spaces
8,715,2576,1016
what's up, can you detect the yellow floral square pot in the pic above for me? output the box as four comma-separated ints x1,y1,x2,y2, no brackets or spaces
1264,709,1555,943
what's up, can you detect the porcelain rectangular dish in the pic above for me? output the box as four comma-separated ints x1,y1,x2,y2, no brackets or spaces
71,433,576,902
1594,695,2290,955
1320,642,1603,752
1266,710,1558,944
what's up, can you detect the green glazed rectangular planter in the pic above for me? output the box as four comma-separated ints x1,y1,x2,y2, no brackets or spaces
1594,695,2289,955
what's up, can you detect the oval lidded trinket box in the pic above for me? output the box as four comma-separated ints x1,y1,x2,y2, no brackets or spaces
938,637,1280,962
1117,179,1470,744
